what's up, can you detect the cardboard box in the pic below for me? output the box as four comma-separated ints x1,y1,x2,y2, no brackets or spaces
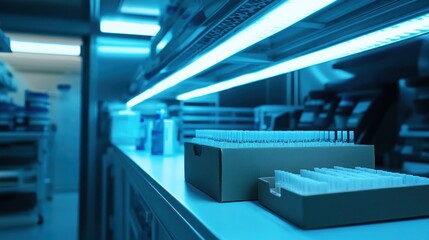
258,177,429,229
184,142,374,202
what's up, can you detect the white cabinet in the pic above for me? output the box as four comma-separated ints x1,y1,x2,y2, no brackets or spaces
101,147,201,240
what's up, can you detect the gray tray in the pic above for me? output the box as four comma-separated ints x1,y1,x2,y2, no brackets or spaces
258,177,429,229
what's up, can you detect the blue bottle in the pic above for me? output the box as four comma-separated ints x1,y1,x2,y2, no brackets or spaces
136,117,146,151
151,114,164,155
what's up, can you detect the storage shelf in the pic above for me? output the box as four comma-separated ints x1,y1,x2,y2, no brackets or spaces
0,131,48,227
0,186,37,193
400,152,429,164
0,29,11,53
400,125,429,139
0,131,50,140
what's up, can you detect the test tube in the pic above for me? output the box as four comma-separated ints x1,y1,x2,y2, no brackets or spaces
324,131,329,143
329,131,335,144
342,131,348,144
337,131,342,143
349,131,354,144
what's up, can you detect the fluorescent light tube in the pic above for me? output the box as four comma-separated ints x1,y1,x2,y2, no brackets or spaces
10,40,81,56
177,13,429,100
120,6,160,17
97,46,150,55
100,20,160,36
126,0,336,107
156,32,172,54
117,109,137,116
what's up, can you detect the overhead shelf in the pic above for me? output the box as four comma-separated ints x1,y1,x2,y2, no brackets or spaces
134,0,429,101
400,125,429,139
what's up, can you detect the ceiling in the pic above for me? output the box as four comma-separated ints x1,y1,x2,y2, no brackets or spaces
0,0,158,75
0,0,165,104
0,0,163,35
0,0,88,20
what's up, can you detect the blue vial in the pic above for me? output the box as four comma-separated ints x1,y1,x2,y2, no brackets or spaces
136,116,146,150
151,114,164,155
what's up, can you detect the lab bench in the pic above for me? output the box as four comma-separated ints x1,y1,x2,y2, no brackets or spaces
102,145,429,240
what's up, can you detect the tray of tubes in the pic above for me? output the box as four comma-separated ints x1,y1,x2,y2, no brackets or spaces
258,167,429,229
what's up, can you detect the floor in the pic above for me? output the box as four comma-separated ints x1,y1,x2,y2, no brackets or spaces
0,192,79,240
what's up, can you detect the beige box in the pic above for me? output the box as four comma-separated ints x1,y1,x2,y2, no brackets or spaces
184,142,374,202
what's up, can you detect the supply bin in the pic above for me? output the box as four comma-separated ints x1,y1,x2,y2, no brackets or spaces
258,173,429,229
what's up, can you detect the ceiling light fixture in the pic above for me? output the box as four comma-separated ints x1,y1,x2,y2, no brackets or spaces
10,40,81,56
100,20,160,37
126,0,336,107
120,6,160,17
177,13,429,100
97,46,150,55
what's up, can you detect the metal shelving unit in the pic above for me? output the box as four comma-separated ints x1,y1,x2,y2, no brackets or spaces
170,102,255,143
0,132,50,227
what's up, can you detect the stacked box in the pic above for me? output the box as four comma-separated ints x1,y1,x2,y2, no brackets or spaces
25,91,50,131
13,106,27,131
258,176,429,229
184,142,374,202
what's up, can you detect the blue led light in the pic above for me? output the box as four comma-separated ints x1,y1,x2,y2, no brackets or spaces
177,13,429,100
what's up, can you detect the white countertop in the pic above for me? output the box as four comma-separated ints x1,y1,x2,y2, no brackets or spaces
117,145,429,240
